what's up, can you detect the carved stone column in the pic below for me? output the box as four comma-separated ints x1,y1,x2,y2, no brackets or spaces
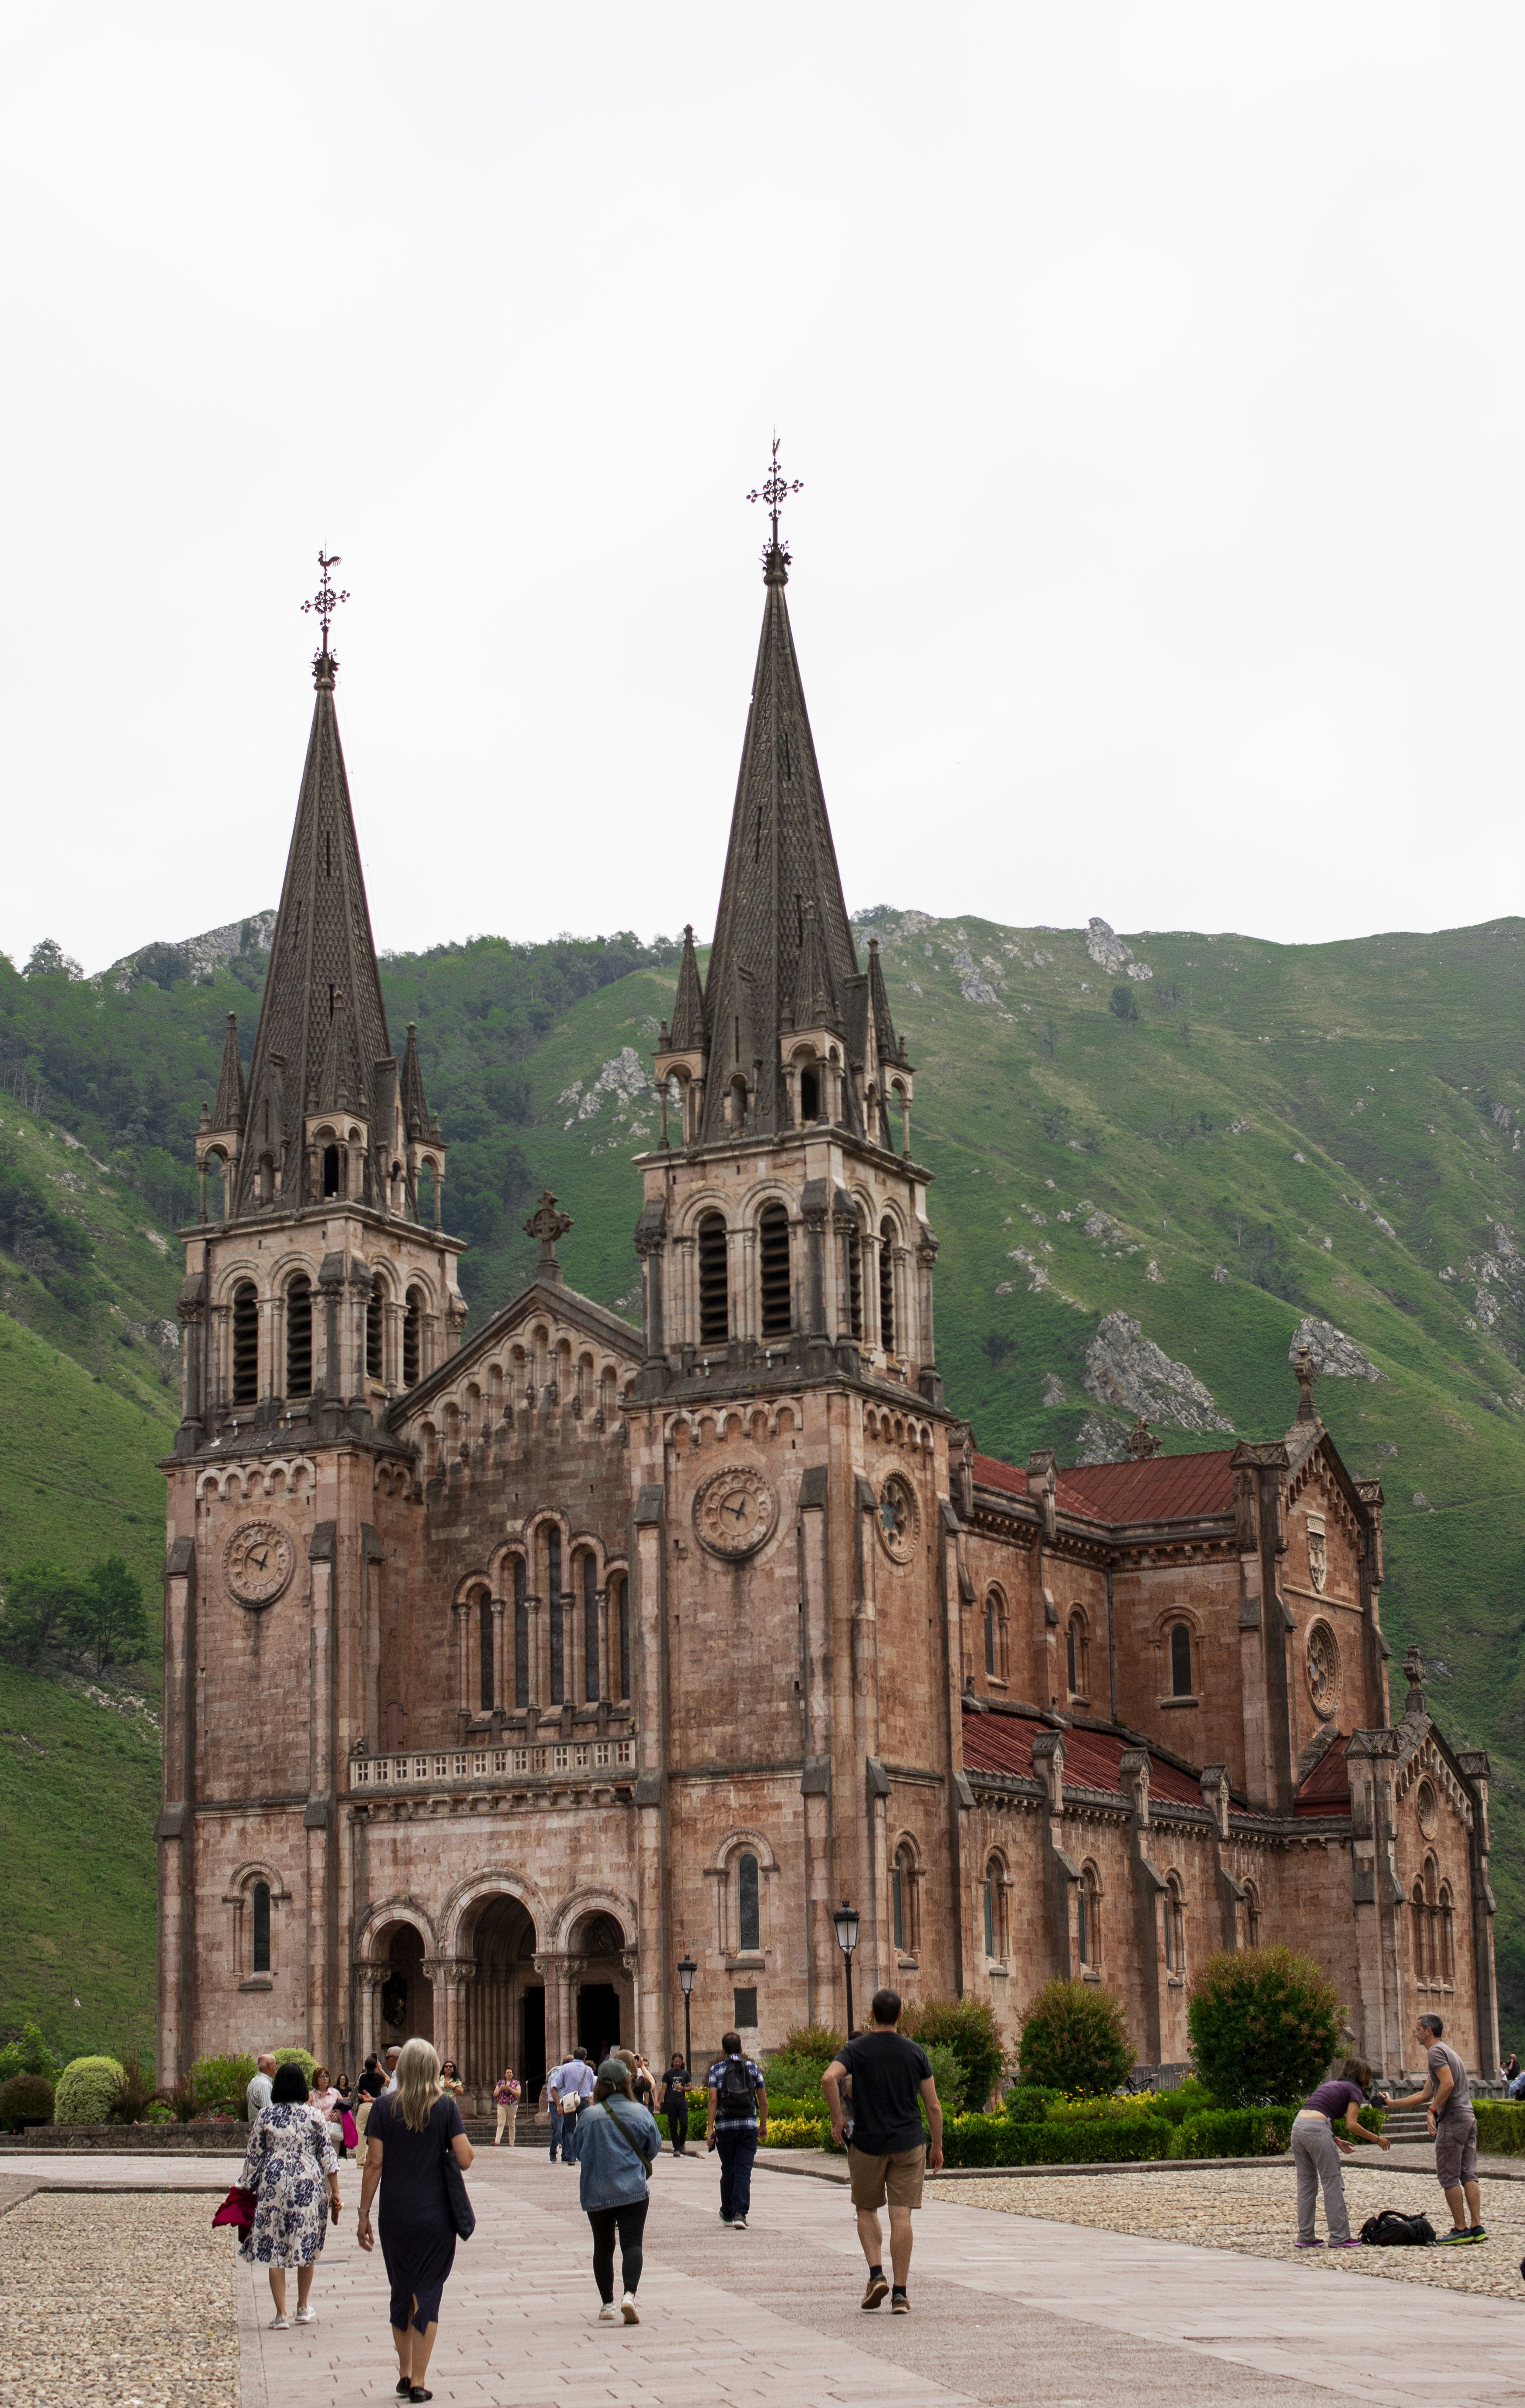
354,1962,387,2062
421,1957,476,2075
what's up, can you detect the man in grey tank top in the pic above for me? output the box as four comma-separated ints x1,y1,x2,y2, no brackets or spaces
1387,2012,1484,2244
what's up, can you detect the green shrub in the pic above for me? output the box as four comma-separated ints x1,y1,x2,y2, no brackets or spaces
1475,2101,1525,2155
761,2055,833,2102
1005,2084,1062,2124
272,2046,317,2087
1187,1948,1345,2110
1048,2094,1167,2124
143,2098,174,2124
55,2055,125,2126
0,2071,55,2124
761,2115,826,2149
1176,2106,1294,2158
1018,1978,1132,2097
941,2112,1171,2168
903,1997,1007,2114
189,2051,257,2113
1143,2079,1215,2127
0,2022,62,2084
775,2024,844,2064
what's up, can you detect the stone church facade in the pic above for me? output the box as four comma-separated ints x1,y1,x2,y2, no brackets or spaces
157,538,1499,2100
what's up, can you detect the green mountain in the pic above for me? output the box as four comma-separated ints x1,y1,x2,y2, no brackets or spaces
2,906,1522,2056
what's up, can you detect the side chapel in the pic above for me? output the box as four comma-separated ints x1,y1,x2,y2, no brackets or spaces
157,526,1499,2100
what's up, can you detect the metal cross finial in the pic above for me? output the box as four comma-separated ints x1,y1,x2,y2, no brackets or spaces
747,434,803,555
523,1189,574,1283
301,550,350,649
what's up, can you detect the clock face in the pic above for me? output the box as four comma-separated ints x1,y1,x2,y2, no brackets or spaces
693,1464,779,1560
223,1519,295,1609
877,1475,918,1564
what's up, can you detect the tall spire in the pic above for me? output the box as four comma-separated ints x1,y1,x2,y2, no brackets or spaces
666,926,707,1050
399,1022,433,1138
698,501,865,1141
233,629,394,1211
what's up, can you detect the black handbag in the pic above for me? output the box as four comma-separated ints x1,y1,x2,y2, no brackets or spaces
442,2114,475,2241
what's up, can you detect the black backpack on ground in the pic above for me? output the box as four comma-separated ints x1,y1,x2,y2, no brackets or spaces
1359,2208,1436,2246
716,2054,756,2115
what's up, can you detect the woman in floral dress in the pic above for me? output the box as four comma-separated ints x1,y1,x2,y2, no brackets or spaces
239,2061,342,2328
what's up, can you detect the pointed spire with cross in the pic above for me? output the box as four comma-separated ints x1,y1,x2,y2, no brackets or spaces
524,1190,574,1284
301,549,350,682
747,433,803,578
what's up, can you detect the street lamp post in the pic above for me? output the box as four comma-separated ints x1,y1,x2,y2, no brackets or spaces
677,1954,697,2077
832,1899,860,2039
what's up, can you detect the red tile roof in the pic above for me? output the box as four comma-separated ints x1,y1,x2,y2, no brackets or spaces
970,1447,1235,1525
1295,1732,1353,1816
961,1708,1207,1807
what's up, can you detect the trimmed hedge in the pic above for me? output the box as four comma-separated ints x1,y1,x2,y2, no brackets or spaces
942,2112,1173,2168
1005,2085,1062,2125
1176,2107,1294,2158
0,2071,54,2124
761,2116,827,2149
55,2056,125,2127
1475,2101,1525,2155
273,2046,317,2087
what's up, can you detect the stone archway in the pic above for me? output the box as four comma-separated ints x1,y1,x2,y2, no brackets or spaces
464,1894,541,2104
374,1921,433,2051
569,1910,629,2069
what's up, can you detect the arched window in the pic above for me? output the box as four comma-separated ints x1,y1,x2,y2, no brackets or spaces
1412,1867,1429,1982
1169,1622,1194,1698
477,1599,494,1714
984,1595,997,1677
231,1282,258,1404
844,1213,863,1341
737,1851,761,1951
982,1854,1007,1962
698,1212,729,1348
583,1551,600,1703
416,1158,437,1226
799,1062,820,1123
251,1880,271,1974
366,1281,383,1381
1067,1611,1089,1700
513,1556,529,1709
321,1142,341,1198
892,1842,919,1955
1439,1881,1455,1983
1243,1879,1261,1950
547,1527,565,1705
1079,1863,1102,1968
1163,1874,1185,1974
759,1203,791,1340
612,1573,630,1701
286,1273,312,1397
879,1219,896,1351
728,1073,748,1130
402,1287,423,1387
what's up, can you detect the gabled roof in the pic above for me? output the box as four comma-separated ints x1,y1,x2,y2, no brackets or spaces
961,1707,1208,1808
1295,1732,1353,1816
390,1278,642,1422
970,1446,1236,1525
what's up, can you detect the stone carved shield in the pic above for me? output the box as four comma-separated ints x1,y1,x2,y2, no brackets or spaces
1307,1520,1328,1594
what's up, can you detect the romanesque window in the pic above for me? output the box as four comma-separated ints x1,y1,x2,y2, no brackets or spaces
231,1282,258,1404
1439,1881,1455,1984
984,1596,996,1677
1243,1879,1261,1949
1163,1874,1185,1974
1067,1610,1089,1701
582,1551,600,1703
548,1526,565,1705
892,1842,920,1955
366,1281,383,1381
845,1215,863,1342
799,1061,820,1123
759,1203,791,1340
698,1212,729,1348
286,1273,312,1397
1169,1622,1194,1698
1078,1863,1101,1968
251,1880,271,1974
322,1143,341,1198
513,1556,529,1708
984,1590,1008,1683
478,1591,494,1713
728,1074,748,1130
982,1854,1008,1962
737,1852,761,1952
879,1220,896,1352
402,1288,423,1387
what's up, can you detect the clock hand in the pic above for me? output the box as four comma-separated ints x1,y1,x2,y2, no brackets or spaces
728,1497,748,1519
250,1549,268,1569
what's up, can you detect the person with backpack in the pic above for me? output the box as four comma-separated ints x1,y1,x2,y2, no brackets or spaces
659,2055,691,2156
1387,2012,1486,2244
705,2031,768,2228
564,2056,662,2323
1291,2056,1390,2249
823,1989,943,2314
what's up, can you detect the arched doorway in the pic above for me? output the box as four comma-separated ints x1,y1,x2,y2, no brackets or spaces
375,1922,433,2050
571,1911,628,2067
464,1894,542,2104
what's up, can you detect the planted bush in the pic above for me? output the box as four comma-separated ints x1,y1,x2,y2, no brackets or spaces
1004,2085,1062,2125
189,2052,257,2114
272,2046,317,2087
1176,2107,1295,2158
760,2114,826,2149
55,2055,125,2127
0,2023,62,2084
1142,2080,1214,2127
903,1998,1007,2114
1018,1978,1131,2097
0,2071,55,2126
940,2112,1171,2168
1187,1948,1344,2109
1474,2102,1525,2156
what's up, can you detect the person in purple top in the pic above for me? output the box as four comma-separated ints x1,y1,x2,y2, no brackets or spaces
1291,2056,1390,2247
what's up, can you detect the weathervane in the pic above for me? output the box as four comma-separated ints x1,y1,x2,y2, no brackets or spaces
301,550,349,653
747,434,803,559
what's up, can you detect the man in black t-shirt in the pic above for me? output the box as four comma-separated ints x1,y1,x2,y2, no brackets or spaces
823,1988,943,2314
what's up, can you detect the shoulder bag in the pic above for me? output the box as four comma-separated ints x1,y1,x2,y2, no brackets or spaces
440,2106,475,2240
601,2099,657,2176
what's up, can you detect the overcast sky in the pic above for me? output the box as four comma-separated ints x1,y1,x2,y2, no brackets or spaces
2,4,1522,973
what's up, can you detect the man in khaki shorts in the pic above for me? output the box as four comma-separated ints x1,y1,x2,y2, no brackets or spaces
823,1989,944,2314
1388,2012,1485,2245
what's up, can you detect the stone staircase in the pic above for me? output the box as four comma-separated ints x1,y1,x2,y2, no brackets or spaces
1376,2103,1432,2144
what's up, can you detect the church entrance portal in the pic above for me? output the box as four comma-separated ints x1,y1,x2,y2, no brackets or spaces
376,1922,432,2050
571,1911,629,2072
465,1894,541,2101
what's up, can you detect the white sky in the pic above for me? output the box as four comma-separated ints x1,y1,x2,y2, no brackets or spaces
2,3,1522,973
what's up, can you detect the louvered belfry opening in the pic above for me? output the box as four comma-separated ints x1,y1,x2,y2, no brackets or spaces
879,1219,896,1351
286,1274,313,1397
231,1282,258,1404
698,1212,729,1348
846,1215,863,1341
402,1289,422,1387
365,1285,383,1381
759,1204,791,1339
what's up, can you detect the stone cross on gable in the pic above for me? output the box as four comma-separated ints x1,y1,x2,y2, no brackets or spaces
1123,1415,1160,1461
524,1190,574,1283
1294,1343,1320,1423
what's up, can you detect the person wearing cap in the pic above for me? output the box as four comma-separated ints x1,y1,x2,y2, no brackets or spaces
563,2055,663,2325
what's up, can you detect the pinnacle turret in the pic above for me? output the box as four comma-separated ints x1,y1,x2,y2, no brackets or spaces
666,927,707,1051
210,1012,246,1133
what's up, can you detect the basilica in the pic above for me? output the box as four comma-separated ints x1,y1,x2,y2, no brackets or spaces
156,529,1499,2104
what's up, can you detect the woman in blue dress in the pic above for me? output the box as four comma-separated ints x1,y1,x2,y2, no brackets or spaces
358,2037,474,2402
238,2061,342,2328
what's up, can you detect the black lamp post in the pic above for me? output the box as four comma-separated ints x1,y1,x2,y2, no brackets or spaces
833,1898,860,2039
677,1953,697,2076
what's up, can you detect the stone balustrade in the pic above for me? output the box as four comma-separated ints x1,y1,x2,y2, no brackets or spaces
348,1737,637,1793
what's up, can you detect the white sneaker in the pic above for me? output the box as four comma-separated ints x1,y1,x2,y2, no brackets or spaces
294,2307,317,2323
268,2313,291,2330
621,2293,640,2324
598,2302,618,2322
733,2215,748,2229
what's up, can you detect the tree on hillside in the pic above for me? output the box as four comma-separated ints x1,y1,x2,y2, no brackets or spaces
0,1562,84,1662
1109,984,1139,1025
66,1557,150,1674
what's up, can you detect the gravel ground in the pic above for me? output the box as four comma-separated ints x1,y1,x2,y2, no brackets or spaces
0,2192,238,2408
928,2162,1525,2299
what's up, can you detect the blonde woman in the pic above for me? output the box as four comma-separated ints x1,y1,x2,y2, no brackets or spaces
358,2038,474,2403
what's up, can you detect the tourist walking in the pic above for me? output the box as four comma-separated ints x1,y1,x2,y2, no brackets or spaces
438,2059,465,2106
493,2066,521,2146
238,2061,342,2329
632,2056,657,2115
1388,2013,1486,2244
705,2030,768,2228
356,2054,386,2144
245,2052,276,2123
357,2036,474,2402
381,2044,402,2095
551,2047,594,2158
311,2066,343,2144
333,2071,357,2158
544,2068,565,2161
660,2056,690,2155
564,2056,661,2324
1291,2057,1390,2248
823,1989,943,2314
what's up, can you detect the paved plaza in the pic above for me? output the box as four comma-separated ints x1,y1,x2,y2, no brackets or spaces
1,2146,1522,2408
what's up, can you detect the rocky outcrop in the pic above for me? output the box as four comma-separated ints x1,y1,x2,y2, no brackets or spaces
1085,917,1152,981
103,911,277,992
1082,1311,1232,1432
1075,1411,1133,1464
1288,1317,1383,1382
